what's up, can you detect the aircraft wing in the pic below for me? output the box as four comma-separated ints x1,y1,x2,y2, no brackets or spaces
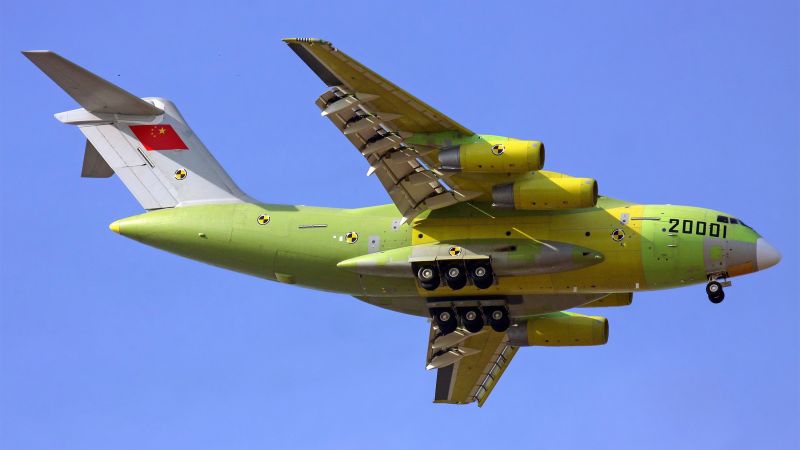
284,38,481,222
426,324,518,406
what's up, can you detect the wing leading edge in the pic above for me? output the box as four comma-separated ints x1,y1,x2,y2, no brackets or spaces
284,38,473,135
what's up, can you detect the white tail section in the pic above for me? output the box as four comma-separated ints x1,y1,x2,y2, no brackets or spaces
24,50,249,210
65,99,248,209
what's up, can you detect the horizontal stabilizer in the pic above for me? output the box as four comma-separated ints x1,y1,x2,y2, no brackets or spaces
22,50,162,115
80,140,113,178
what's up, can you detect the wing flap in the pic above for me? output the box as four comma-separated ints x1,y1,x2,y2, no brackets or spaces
471,341,518,407
312,86,470,221
428,324,518,406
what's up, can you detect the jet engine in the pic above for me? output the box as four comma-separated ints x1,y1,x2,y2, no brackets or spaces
439,137,545,173
492,171,598,210
507,312,608,346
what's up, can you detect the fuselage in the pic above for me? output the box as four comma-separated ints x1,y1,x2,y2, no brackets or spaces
110,196,778,317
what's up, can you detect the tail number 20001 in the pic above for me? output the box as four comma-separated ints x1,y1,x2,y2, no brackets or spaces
668,219,727,238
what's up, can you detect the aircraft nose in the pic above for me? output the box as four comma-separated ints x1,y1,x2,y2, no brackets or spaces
756,238,781,271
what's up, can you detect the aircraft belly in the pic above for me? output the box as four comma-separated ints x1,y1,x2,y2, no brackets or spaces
508,293,608,317
353,295,429,316
356,274,419,297
354,293,609,318
274,249,363,291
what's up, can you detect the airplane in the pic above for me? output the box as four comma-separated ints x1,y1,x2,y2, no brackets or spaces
23,38,781,406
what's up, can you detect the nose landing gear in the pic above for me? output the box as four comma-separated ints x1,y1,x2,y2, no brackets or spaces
706,280,725,303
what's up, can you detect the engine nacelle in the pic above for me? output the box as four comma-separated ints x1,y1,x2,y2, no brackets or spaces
439,136,545,173
492,171,598,210
507,312,608,347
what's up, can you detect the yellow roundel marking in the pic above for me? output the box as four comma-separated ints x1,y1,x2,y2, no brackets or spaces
491,144,505,156
174,168,187,180
257,214,271,225
611,228,625,242
449,246,462,256
345,231,359,244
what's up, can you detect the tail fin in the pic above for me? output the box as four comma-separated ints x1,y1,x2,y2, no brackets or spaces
23,50,249,210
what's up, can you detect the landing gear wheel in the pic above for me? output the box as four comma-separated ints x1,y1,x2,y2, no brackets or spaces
706,281,725,303
485,306,510,333
468,261,494,290
709,291,725,303
443,264,467,290
432,308,458,335
417,265,439,291
459,307,484,333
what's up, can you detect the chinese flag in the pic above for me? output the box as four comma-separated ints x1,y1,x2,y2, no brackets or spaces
129,124,188,151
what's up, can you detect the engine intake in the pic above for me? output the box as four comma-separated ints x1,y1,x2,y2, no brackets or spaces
493,172,598,210
439,137,544,173
507,312,608,347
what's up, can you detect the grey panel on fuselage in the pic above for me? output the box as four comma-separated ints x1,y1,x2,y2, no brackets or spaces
703,237,756,274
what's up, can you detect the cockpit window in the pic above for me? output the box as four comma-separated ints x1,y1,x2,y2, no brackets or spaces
716,215,751,228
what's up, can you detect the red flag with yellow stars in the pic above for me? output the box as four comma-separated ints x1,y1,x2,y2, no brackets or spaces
129,124,188,151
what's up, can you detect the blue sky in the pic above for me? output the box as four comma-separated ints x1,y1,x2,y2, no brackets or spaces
1,1,798,449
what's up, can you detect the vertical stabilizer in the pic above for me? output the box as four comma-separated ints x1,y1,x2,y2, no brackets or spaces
24,50,249,210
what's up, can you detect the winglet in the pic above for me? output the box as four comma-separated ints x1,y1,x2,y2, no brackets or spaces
22,50,162,116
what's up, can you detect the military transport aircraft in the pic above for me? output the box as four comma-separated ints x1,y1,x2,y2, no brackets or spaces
24,38,781,406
